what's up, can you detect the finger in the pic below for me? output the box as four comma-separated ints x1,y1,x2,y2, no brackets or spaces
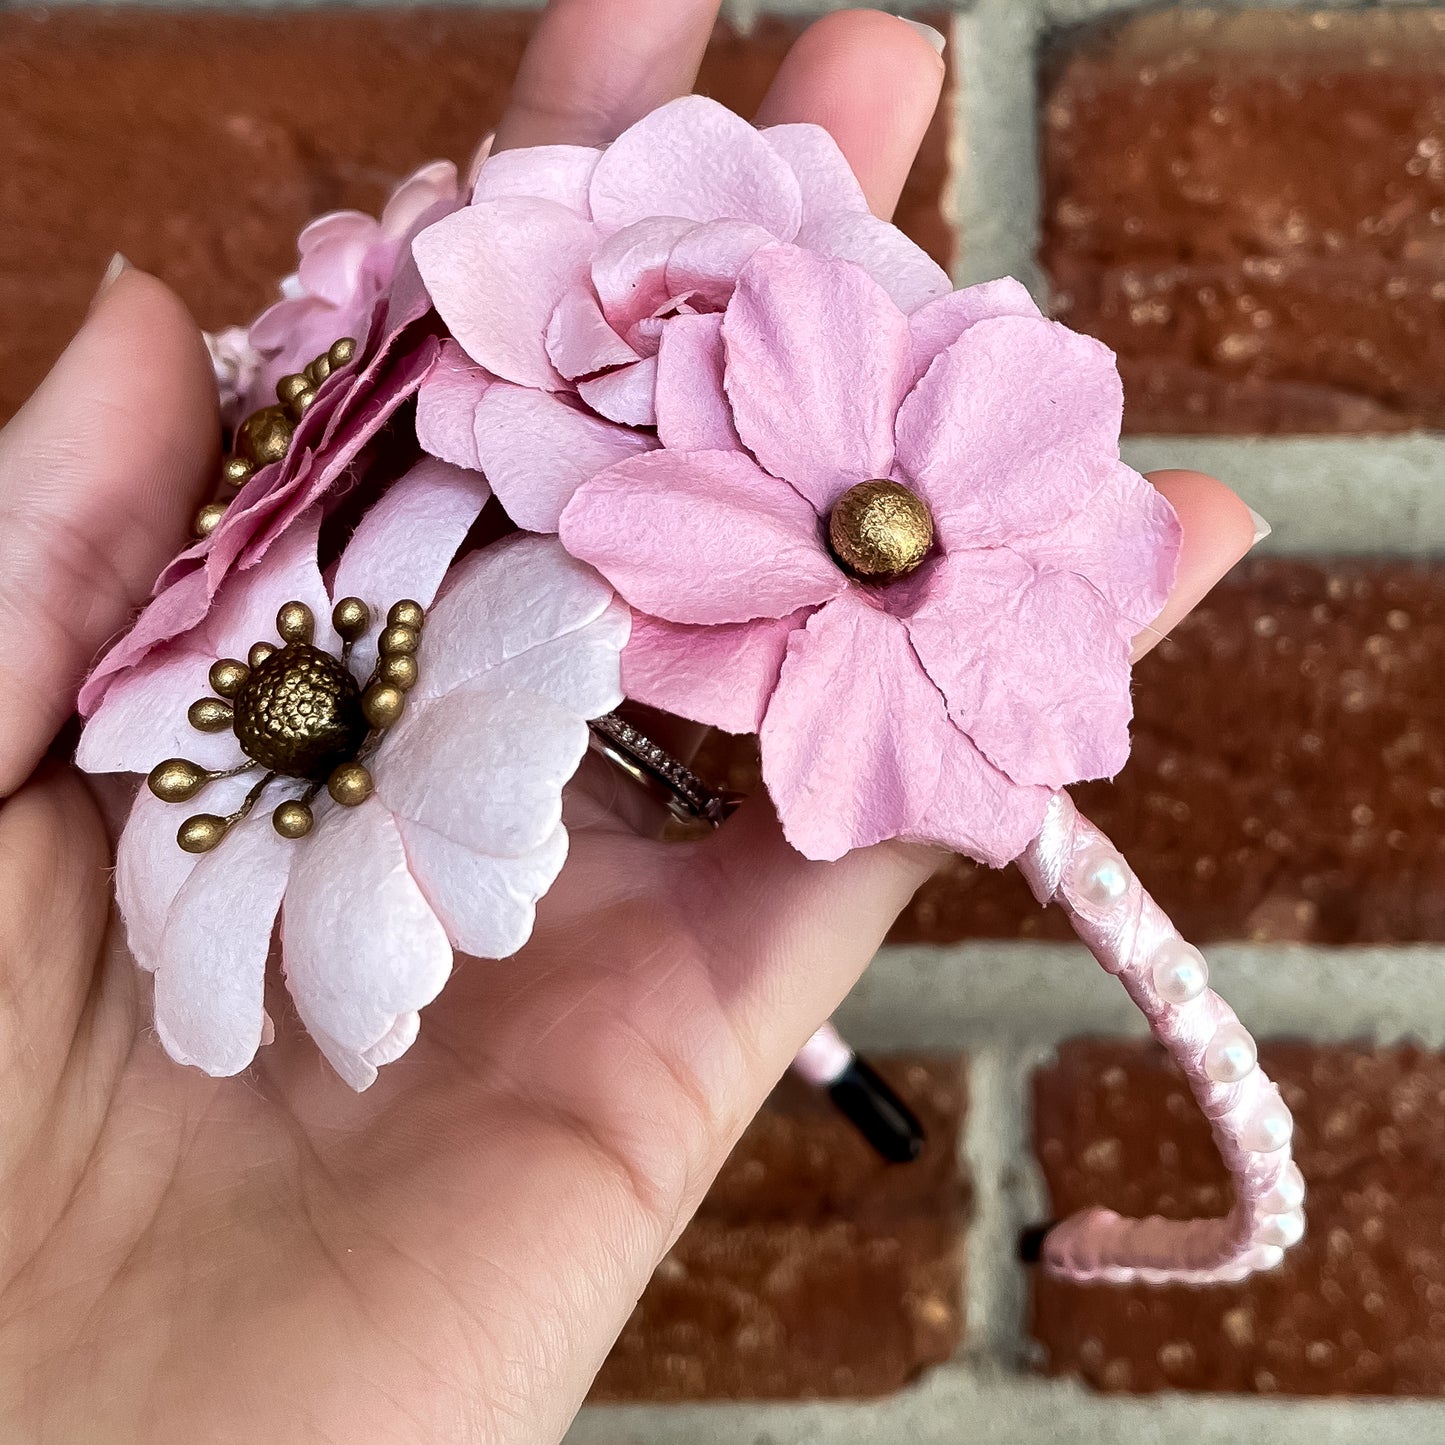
753,8,947,219
494,0,723,151
0,264,218,797
697,799,937,1074
1134,469,1260,661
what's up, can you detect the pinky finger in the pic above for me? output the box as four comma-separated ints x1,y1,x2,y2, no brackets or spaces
1134,469,1262,661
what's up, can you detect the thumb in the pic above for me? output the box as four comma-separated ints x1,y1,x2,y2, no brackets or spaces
0,261,218,797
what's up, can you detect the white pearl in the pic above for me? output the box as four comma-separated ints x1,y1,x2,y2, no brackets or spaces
1258,1209,1306,1248
1246,1243,1286,1272
1151,940,1209,1004
1204,1023,1258,1083
1261,1161,1306,1214
1073,845,1131,907
1241,1100,1294,1154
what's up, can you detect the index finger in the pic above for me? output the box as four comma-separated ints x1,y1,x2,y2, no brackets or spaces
494,0,723,151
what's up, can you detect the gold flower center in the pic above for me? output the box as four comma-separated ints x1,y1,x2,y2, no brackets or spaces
827,480,935,582
233,644,369,778
147,596,425,852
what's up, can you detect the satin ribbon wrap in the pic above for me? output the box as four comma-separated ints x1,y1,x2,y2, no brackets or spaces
1018,792,1303,1286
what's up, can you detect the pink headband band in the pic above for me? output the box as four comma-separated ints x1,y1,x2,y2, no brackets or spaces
1021,792,1304,1283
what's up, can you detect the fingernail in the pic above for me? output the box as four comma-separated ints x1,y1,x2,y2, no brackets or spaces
897,16,947,55
1246,505,1272,546
89,252,129,312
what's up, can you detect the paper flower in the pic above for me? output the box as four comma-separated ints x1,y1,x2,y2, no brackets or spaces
410,94,951,532
77,460,628,1088
80,169,462,718
243,160,461,417
558,244,1181,863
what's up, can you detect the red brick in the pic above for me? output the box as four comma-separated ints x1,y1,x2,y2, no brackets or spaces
699,558,1445,946
590,1055,966,1400
1041,8,1445,433
0,7,952,424
1032,1040,1445,1395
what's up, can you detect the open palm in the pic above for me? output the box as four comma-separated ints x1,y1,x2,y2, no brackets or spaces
0,5,1258,1441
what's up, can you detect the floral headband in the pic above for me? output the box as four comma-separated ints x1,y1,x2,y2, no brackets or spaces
77,97,1303,1286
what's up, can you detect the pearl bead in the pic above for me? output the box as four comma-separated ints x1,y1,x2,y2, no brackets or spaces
1257,1209,1306,1248
1246,1244,1285,1272
1073,845,1132,907
1241,1100,1294,1154
1204,1022,1258,1083
1261,1162,1306,1213
1151,940,1209,1004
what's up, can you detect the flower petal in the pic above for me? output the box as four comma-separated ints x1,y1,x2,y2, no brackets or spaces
206,507,339,661
899,723,1051,868
78,649,245,776
906,547,1134,788
798,210,950,315
412,197,599,389
399,818,569,960
115,771,260,970
472,383,656,533
363,1011,421,1066
1016,461,1181,636
474,599,629,719
374,687,587,857
723,246,910,512
907,277,1042,385
559,449,844,626
663,219,775,312
283,799,453,1056
79,566,211,717
894,315,1123,548
589,95,802,238
545,286,638,380
296,213,375,305
416,339,492,471
576,357,657,427
623,609,809,734
415,534,616,703
154,802,296,1076
331,458,491,678
591,217,695,334
759,591,944,860
472,144,599,214
307,1012,423,1091
764,123,868,216
381,159,459,237
655,313,741,452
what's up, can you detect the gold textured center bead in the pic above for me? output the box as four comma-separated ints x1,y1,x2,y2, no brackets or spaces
232,644,369,778
150,594,427,852
827,479,935,582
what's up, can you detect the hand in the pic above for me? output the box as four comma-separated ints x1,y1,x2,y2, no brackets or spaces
0,5,1259,1441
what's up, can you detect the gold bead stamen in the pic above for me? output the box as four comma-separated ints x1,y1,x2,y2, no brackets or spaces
150,590,426,848
192,337,358,538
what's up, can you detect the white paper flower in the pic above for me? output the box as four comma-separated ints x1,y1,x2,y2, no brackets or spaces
78,459,628,1088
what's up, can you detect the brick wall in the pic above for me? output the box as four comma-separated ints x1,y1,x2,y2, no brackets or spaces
5,2,1444,1439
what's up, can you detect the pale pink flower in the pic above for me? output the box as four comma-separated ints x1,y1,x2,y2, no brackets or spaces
410,95,952,532
78,460,628,1088
558,245,1181,864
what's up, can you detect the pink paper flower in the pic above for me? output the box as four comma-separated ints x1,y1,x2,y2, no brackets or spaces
77,460,628,1088
558,245,1181,864
80,166,464,717
410,95,951,532
243,160,461,417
